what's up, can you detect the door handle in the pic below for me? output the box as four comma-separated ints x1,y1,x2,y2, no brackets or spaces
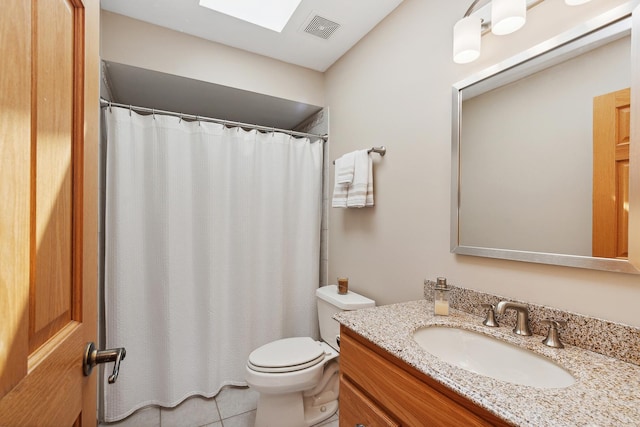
83,342,126,384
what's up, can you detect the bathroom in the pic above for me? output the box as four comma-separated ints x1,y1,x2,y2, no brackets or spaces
1,0,639,425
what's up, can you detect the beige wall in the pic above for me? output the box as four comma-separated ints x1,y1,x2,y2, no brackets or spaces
326,0,640,327
100,11,324,107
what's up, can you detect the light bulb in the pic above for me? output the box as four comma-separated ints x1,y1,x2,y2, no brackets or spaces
491,0,526,36
453,16,481,64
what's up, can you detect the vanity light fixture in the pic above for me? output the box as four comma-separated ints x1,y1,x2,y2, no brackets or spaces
453,0,591,64
453,15,482,64
491,0,527,35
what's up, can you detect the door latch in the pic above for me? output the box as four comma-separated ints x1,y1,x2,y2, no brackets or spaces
83,342,126,384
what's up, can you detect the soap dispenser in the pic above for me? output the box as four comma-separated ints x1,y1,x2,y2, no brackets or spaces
434,277,450,316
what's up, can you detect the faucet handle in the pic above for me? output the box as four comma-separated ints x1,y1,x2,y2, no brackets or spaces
541,319,567,348
480,303,499,327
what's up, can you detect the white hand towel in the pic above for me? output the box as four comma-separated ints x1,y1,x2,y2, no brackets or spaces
332,152,356,208
365,155,374,207
347,149,373,208
335,152,355,184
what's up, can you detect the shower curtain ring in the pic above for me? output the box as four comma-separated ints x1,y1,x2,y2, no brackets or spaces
129,105,132,116
152,109,156,120
196,115,201,126
108,101,112,113
178,113,182,123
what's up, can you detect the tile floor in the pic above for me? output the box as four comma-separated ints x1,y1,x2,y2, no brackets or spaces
99,386,339,427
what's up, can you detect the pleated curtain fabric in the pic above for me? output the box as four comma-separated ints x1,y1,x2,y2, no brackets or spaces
103,107,323,421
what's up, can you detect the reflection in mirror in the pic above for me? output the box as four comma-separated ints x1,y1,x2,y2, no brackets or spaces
461,33,629,256
451,4,640,274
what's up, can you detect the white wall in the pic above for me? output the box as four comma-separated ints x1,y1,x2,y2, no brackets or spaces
325,0,640,327
100,11,324,107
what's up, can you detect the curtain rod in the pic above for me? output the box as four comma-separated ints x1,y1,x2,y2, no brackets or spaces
99,99,328,141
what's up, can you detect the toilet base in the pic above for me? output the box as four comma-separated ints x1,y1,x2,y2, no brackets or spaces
303,398,338,426
254,392,337,427
254,361,339,427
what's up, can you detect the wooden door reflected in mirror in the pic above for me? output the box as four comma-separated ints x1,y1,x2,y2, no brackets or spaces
593,87,630,258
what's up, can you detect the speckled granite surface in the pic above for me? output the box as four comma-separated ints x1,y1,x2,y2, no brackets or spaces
424,281,640,366
335,300,640,427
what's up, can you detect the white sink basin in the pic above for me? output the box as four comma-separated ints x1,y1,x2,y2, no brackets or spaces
413,326,575,389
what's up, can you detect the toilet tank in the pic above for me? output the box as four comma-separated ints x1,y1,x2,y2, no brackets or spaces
316,285,375,351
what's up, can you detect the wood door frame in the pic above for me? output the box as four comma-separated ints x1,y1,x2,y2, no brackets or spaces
81,0,100,422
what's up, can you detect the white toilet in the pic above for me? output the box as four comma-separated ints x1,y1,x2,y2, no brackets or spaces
245,285,375,427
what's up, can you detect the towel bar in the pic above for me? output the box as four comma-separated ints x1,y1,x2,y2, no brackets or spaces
332,146,386,164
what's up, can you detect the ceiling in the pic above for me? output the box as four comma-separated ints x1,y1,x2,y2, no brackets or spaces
100,0,404,129
100,0,405,72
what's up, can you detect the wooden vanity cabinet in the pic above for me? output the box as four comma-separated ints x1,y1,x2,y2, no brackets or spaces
340,376,400,427
339,326,512,427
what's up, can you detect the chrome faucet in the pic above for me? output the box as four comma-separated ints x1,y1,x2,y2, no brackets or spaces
496,301,532,336
480,303,499,327
541,319,567,348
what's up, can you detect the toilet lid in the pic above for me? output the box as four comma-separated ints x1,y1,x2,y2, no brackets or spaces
248,337,326,373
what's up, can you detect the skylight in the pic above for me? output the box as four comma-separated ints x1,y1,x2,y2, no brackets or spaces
198,0,303,33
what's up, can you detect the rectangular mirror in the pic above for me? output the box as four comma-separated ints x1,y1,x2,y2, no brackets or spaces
451,3,640,274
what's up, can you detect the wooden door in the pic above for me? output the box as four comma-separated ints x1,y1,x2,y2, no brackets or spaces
0,0,99,425
593,88,631,259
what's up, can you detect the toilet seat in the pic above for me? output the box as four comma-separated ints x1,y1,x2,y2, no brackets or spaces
248,337,326,373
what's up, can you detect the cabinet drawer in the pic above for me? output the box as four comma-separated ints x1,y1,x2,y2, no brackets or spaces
340,376,400,427
340,327,510,427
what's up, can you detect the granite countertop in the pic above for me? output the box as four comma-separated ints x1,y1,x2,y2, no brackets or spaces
335,300,640,427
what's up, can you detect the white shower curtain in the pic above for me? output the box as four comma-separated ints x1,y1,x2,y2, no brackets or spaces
103,107,323,421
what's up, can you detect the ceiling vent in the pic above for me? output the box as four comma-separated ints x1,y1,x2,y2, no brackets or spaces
303,15,340,40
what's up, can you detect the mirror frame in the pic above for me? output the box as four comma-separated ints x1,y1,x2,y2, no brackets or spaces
451,3,640,274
